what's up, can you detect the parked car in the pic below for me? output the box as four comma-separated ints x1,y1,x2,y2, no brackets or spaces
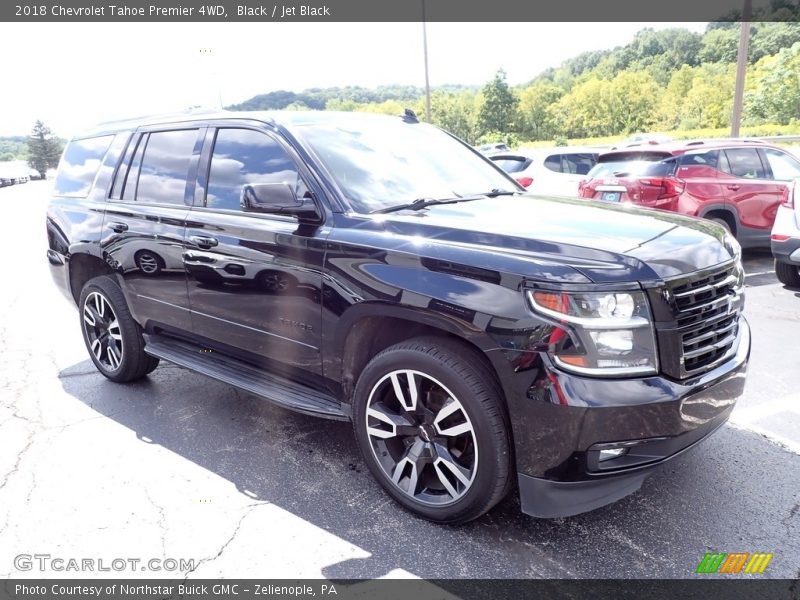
490,147,599,196
47,111,749,523
0,177,13,187
578,139,800,248
771,179,800,287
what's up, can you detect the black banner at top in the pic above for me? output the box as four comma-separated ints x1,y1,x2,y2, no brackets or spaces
2,0,799,22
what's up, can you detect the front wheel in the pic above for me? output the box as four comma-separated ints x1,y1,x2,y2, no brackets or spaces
79,276,159,382
352,337,512,524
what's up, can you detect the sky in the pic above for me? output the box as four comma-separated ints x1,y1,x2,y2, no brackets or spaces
0,22,707,138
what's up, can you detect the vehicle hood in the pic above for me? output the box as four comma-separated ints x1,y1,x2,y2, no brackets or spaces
366,194,737,283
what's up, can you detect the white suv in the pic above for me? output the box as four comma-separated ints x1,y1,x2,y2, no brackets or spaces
771,179,800,287
490,147,599,197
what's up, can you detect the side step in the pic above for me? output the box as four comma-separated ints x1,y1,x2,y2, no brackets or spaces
143,334,350,421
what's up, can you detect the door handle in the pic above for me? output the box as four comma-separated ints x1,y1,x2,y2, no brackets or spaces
107,222,128,233
726,184,741,191
189,235,219,249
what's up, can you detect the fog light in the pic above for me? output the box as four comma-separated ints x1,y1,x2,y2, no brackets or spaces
598,448,628,462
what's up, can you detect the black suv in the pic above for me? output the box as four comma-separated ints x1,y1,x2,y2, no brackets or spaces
47,111,750,523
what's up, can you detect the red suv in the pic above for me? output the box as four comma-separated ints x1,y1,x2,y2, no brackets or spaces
578,140,800,247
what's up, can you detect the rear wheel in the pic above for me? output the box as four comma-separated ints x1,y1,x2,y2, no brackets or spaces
775,260,800,287
79,276,159,382
352,337,512,523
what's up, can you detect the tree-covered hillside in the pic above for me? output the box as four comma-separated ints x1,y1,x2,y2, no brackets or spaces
228,20,800,145
0,137,28,162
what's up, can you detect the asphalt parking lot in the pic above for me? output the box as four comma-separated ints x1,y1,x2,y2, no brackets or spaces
0,181,798,580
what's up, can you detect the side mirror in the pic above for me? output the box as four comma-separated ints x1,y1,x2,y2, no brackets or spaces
240,183,320,222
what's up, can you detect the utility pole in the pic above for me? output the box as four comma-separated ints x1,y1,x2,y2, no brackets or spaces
731,0,752,137
422,0,432,123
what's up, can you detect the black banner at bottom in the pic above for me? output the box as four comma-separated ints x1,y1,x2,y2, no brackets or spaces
2,579,799,600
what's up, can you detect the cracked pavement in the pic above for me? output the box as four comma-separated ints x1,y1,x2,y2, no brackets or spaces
0,181,798,579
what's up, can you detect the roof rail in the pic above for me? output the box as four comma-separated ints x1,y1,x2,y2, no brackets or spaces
684,137,765,146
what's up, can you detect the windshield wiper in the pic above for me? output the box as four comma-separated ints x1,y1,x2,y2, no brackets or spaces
372,189,517,214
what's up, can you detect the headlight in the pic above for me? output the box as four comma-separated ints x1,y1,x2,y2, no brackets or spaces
527,289,658,376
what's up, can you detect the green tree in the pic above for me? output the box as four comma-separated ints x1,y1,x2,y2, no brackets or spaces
745,42,800,124
658,65,698,129
477,70,519,137
552,77,615,138
698,28,740,63
428,91,480,143
609,71,661,133
676,64,736,129
518,81,563,140
27,121,62,179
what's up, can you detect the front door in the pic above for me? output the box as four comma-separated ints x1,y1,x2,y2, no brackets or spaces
184,127,327,378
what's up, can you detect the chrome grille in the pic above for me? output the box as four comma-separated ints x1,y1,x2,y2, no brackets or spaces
656,262,744,379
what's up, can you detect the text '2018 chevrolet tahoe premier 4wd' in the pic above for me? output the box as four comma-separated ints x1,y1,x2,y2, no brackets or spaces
47,111,750,523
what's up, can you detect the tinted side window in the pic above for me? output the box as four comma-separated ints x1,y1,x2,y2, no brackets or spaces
54,135,114,197
680,150,719,169
544,154,562,172
205,128,301,211
561,153,597,175
764,148,800,180
721,148,766,179
135,129,198,205
119,133,147,202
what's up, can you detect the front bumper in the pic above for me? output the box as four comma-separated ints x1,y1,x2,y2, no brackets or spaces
509,317,750,518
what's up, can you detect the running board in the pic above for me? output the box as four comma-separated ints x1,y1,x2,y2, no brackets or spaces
143,334,350,421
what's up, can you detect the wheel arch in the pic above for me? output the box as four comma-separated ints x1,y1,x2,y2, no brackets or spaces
68,251,116,305
333,303,510,409
699,204,738,235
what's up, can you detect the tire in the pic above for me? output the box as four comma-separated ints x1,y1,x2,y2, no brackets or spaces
352,337,512,524
134,250,164,276
78,275,159,382
775,260,800,287
708,217,732,233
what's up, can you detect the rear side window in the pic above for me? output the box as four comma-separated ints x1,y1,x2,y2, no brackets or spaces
680,150,719,169
545,153,597,175
491,156,530,174
54,135,114,197
721,148,766,179
135,129,199,205
205,128,302,211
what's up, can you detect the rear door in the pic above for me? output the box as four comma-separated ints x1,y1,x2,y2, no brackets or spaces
102,126,204,332
184,126,328,378
673,149,726,217
718,147,781,236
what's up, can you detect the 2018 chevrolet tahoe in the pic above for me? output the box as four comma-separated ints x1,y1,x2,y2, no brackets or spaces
46,110,750,523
